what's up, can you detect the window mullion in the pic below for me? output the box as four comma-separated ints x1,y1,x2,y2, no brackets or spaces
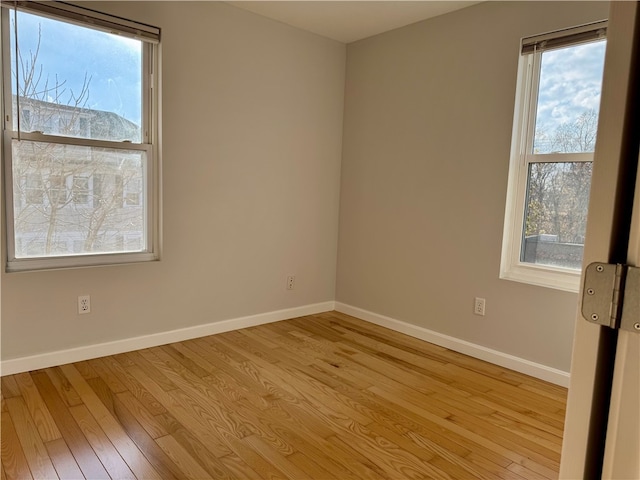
525,152,594,164
8,131,151,151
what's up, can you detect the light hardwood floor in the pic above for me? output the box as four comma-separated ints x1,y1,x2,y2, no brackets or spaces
1,311,567,479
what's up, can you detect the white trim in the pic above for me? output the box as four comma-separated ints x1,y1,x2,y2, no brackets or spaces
500,261,581,293
0,301,336,376
335,302,570,387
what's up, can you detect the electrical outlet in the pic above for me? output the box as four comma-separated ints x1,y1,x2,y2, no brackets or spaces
78,295,91,314
287,275,295,290
474,297,486,316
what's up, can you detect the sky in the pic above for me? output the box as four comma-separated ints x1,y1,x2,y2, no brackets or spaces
10,10,606,144
10,11,142,126
534,40,607,151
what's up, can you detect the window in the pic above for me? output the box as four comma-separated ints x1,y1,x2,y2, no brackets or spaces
501,22,607,292
2,2,160,271
72,176,89,205
25,173,43,205
124,178,142,206
49,175,68,206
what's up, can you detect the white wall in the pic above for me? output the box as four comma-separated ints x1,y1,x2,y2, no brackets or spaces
336,1,609,373
1,2,346,364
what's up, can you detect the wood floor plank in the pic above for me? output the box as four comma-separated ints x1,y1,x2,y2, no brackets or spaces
127,366,234,458
57,364,163,480
216,335,374,426
154,412,241,479
202,378,365,480
73,361,99,380
30,371,111,480
186,339,276,395
13,373,62,443
368,383,536,469
466,452,529,480
155,434,213,480
326,435,396,480
169,342,220,376
123,350,177,391
100,354,168,416
242,434,310,480
295,361,475,459
5,396,59,479
218,430,289,480
86,376,182,480
44,368,83,407
1,312,567,479
0,378,21,399
44,437,85,480
240,395,373,479
116,390,168,439
160,345,211,378
142,348,256,441
469,393,565,436
262,418,368,480
68,403,136,479
88,358,129,394
287,451,336,480
1,412,33,480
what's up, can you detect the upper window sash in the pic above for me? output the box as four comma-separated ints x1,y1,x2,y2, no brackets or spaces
520,34,605,160
2,6,157,146
0,1,160,43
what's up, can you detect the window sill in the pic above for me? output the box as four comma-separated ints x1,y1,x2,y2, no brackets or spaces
6,251,158,273
500,262,582,293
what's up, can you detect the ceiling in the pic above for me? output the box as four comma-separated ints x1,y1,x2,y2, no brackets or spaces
227,1,481,44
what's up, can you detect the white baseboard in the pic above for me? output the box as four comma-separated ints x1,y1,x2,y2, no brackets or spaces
335,302,570,387
0,301,336,376
2,300,570,387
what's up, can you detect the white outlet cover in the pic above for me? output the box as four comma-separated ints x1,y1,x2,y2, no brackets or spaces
78,295,91,314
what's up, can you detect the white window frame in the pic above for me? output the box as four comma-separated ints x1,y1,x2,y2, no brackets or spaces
500,21,607,293
1,1,161,272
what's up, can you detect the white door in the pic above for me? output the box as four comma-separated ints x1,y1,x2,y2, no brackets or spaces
560,2,640,479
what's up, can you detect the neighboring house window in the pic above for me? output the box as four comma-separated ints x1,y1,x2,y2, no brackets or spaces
2,2,160,271
501,22,607,292
92,174,104,209
124,178,142,206
48,175,68,206
25,173,43,205
72,176,90,205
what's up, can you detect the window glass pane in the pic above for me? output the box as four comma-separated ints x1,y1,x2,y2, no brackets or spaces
9,11,142,142
522,162,592,269
533,40,606,154
12,140,146,258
